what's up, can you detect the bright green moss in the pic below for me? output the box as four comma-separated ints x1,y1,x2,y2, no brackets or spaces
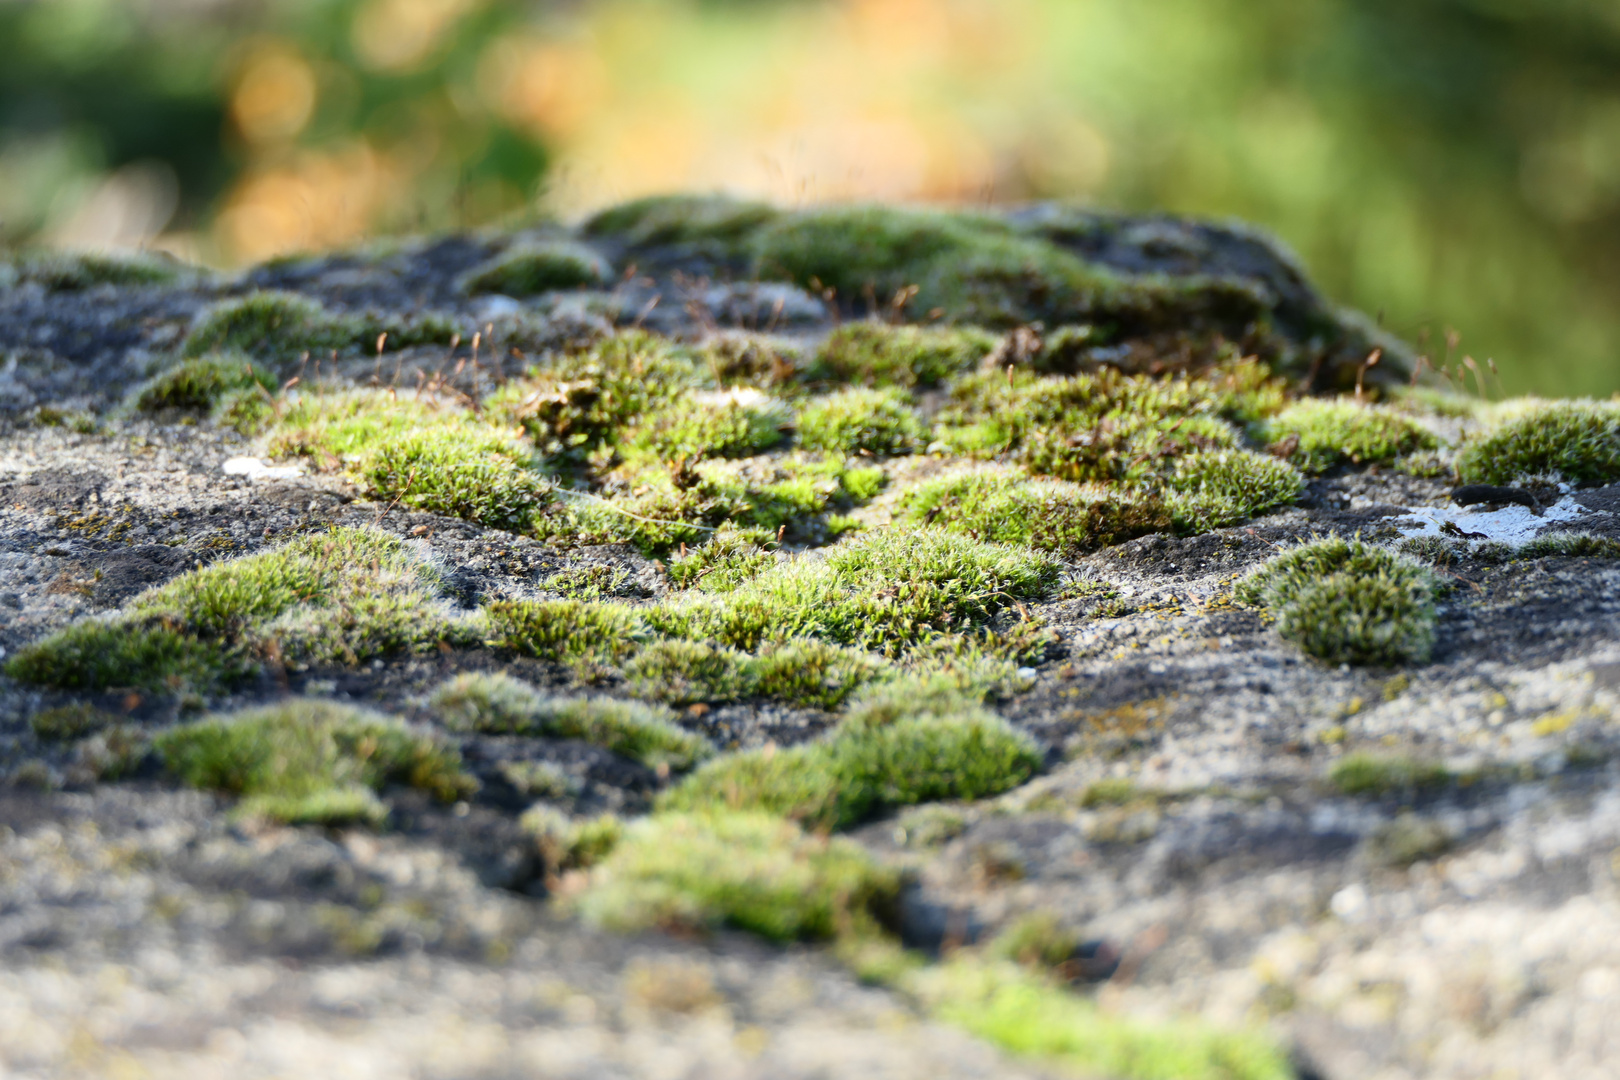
811,322,996,389
660,697,1041,831
132,354,276,416
583,194,779,248
5,620,238,694
1165,450,1305,532
1257,399,1437,474
1455,400,1620,485
748,640,885,710
484,598,643,666
623,639,752,705
359,431,554,532
457,239,613,295
665,526,775,592
430,672,711,771
1329,752,1451,797
1237,536,1437,665
796,386,923,457
625,389,790,461
182,291,456,368
898,470,1170,555
523,806,625,872
155,699,474,825
1518,531,1620,559
578,811,901,941
542,564,631,600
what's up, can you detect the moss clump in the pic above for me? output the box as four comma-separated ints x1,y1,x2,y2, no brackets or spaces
430,672,711,772
660,694,1041,830
578,810,900,941
182,291,457,368
359,431,553,532
457,239,613,295
811,322,995,389
623,640,752,706
626,389,790,461
898,470,1170,555
796,386,924,457
748,640,885,711
1518,531,1620,559
5,620,237,694
523,806,625,872
29,703,118,741
1236,536,1437,665
1455,400,1620,486
1329,752,1451,797
652,527,1058,655
583,194,779,248
665,526,775,592
987,912,1081,971
155,699,474,825
542,564,631,600
7,249,182,290
484,599,643,667
132,354,276,416
1257,399,1437,474
1164,450,1305,532
698,333,805,391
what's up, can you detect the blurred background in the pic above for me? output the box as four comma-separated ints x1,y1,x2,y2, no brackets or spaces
3,0,1619,397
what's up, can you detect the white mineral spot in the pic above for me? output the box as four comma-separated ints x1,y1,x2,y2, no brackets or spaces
222,456,303,480
1330,883,1369,922
1016,667,1037,680
1391,493,1594,544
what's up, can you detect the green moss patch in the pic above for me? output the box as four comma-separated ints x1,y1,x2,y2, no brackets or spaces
578,811,900,941
132,354,277,422
1329,752,1452,797
183,291,457,368
810,322,995,389
583,194,779,248
156,699,474,826
1165,450,1305,531
359,430,554,532
660,691,1041,830
1257,399,1436,474
430,672,711,772
796,386,924,457
623,640,752,706
485,598,643,668
898,470,1170,555
625,389,790,461
1236,536,1437,665
5,620,239,695
5,249,182,290
1456,400,1620,486
457,239,613,295
1518,531,1620,559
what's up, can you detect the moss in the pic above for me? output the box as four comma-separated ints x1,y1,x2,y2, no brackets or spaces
1329,752,1451,797
577,811,900,941
660,697,1041,830
898,470,1170,555
1164,450,1305,532
1236,535,1437,666
430,672,711,771
913,958,1292,1080
747,640,884,710
457,239,613,295
623,640,752,706
811,322,996,389
542,564,631,600
1078,777,1142,808
1366,813,1452,867
484,598,643,667
182,291,457,368
1518,531,1620,559
359,430,553,532
29,702,118,741
698,333,806,391
132,354,276,415
1455,400,1620,485
665,526,775,592
1257,399,1437,474
523,806,625,872
625,389,790,461
583,194,779,248
5,620,237,694
156,699,474,825
8,249,182,290
987,912,1080,971
796,386,924,457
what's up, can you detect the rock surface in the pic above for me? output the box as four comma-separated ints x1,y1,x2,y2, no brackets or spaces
2,205,1618,1079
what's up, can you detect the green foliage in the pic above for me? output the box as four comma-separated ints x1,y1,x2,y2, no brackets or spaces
359,431,553,532
430,672,711,772
542,564,631,600
484,599,643,666
578,811,901,941
1165,450,1305,531
988,912,1080,971
796,386,924,457
1455,401,1620,486
583,194,779,248
182,291,456,368
5,620,236,694
4,250,182,290
1257,399,1437,474
1236,536,1437,665
747,640,885,711
626,390,790,461
1518,531,1620,559
811,322,995,388
132,354,274,414
155,699,474,825
29,702,117,741
1329,753,1452,797
660,696,1042,830
897,470,1170,555
623,639,752,706
665,526,775,592
457,239,613,295
523,806,625,872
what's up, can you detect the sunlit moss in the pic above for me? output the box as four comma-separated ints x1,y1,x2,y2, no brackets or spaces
810,322,995,388
484,598,644,667
359,430,554,532
665,525,776,592
5,620,238,695
1164,449,1304,531
6,249,182,290
796,386,924,457
457,239,613,295
1455,400,1620,485
623,639,752,705
1257,399,1436,474
897,469,1170,555
1328,752,1451,797
625,388,790,461
583,194,780,248
182,290,457,368
132,353,276,416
